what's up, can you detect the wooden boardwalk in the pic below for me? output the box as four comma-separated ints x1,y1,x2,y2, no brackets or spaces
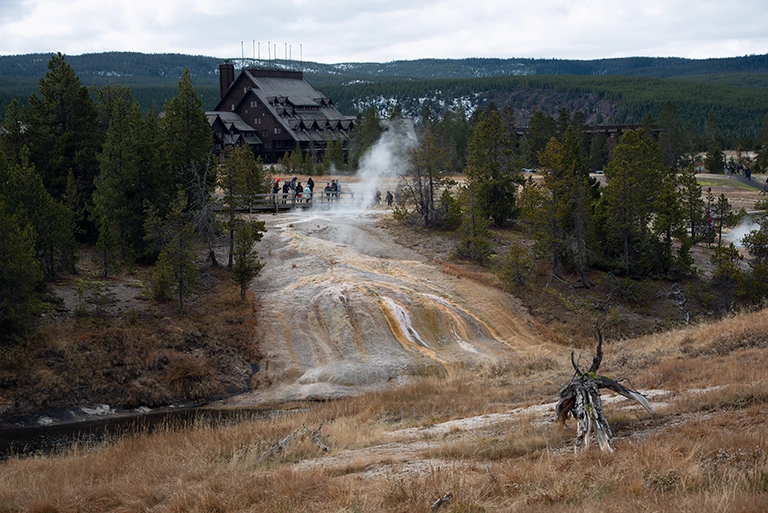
235,191,355,213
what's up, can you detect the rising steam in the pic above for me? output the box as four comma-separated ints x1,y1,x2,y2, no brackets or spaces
726,218,760,247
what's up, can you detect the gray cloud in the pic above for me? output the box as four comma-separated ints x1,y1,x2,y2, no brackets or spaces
0,0,766,62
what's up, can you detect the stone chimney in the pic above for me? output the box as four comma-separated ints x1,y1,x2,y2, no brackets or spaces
218,62,235,99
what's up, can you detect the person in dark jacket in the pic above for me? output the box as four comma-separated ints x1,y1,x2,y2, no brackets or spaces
282,181,290,204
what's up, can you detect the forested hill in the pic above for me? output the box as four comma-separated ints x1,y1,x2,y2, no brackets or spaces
2,52,768,145
3,52,768,83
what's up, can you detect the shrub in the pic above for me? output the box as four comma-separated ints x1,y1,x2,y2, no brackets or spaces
165,353,223,401
498,241,533,289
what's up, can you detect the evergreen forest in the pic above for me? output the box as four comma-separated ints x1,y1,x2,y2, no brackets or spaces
2,51,768,344
4,52,768,513
3,51,768,147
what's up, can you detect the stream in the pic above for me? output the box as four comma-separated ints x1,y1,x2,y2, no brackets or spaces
0,406,275,461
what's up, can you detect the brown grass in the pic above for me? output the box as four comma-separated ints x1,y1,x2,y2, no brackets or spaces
4,308,768,512
435,259,500,289
3,273,260,414
5,261,768,513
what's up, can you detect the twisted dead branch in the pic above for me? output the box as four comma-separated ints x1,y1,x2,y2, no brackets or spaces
656,283,690,324
555,324,654,452
254,424,329,464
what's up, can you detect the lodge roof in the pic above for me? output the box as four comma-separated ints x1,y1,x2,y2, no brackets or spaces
208,67,353,147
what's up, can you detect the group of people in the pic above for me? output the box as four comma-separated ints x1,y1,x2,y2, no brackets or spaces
272,176,315,205
726,163,753,180
272,177,351,205
270,176,408,209
323,179,343,201
373,188,399,207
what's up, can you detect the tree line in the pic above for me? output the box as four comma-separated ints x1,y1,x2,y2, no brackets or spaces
0,53,267,341
322,74,768,149
392,100,768,310
3,53,768,340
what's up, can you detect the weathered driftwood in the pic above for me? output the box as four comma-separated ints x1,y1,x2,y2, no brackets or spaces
254,424,329,464
555,327,654,452
430,493,453,511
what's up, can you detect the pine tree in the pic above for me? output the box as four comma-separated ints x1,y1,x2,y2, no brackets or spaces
0,99,27,164
161,69,214,195
94,214,120,278
651,167,688,275
0,180,44,340
137,107,174,217
324,135,345,173
498,241,533,289
218,144,267,267
678,164,705,244
714,193,735,247
2,149,77,280
347,107,383,170
756,112,768,173
705,139,725,173
25,53,101,239
289,142,304,175
588,130,608,172
742,217,768,266
160,71,218,268
93,84,145,262
534,127,594,285
710,243,745,307
144,191,199,310
230,221,266,300
464,108,520,227
602,129,665,275
525,110,557,168
658,101,683,168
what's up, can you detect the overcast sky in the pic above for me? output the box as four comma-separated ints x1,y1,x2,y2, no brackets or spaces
1,0,766,64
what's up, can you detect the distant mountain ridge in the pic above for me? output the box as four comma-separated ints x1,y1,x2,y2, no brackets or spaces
2,51,768,84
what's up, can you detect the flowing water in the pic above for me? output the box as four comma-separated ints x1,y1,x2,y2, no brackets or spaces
222,202,549,407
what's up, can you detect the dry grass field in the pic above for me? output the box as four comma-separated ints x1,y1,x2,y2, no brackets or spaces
2,307,768,512
2,172,767,512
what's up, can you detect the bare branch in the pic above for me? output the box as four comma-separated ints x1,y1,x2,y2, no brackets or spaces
557,320,652,452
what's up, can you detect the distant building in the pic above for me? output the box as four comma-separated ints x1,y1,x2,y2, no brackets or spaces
206,62,354,164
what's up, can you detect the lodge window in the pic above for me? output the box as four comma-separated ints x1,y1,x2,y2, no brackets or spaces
274,127,282,134
254,117,261,124
262,130,269,137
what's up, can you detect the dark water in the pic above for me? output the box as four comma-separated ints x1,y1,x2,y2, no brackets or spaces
0,407,271,461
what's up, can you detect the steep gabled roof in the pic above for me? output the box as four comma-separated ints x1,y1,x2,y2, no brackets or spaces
209,67,353,149
206,111,263,144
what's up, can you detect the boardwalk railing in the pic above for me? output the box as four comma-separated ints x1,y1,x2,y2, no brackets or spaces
233,190,360,213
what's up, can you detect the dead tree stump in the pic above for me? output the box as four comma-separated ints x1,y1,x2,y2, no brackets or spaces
556,326,654,453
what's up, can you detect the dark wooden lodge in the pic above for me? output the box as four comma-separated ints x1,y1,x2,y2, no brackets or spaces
207,62,354,164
